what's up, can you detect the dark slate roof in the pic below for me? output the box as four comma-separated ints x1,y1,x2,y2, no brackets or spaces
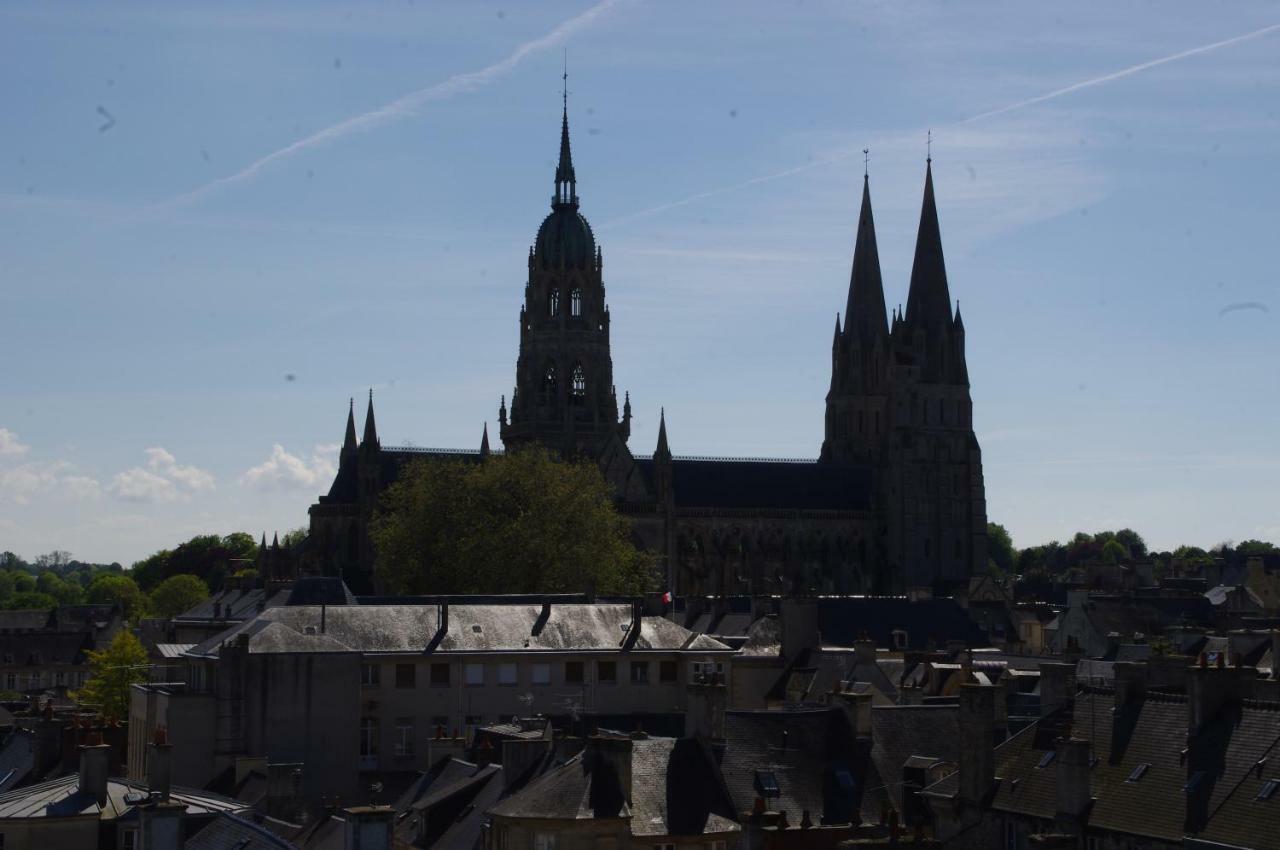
186,812,297,850
870,705,959,813
0,775,248,819
0,610,55,632
321,449,484,505
0,631,93,667
0,729,36,792
922,687,1280,847
51,604,120,630
490,737,739,837
173,588,289,624
720,708,882,826
283,578,356,607
816,597,990,650
187,604,731,658
399,760,504,849
630,458,872,511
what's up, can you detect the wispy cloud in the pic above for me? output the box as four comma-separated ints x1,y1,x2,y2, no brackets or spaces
603,21,1280,229
0,429,100,505
0,428,29,457
108,447,215,503
240,443,339,492
157,0,630,211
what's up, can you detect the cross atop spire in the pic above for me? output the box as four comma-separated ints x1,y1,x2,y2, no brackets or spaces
927,129,932,163
554,63,577,206
863,147,870,178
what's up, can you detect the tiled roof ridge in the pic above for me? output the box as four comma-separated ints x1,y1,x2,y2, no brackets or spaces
216,811,296,846
1078,684,1187,704
1241,696,1280,711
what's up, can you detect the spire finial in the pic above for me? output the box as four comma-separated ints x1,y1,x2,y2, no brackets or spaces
863,147,869,178
562,48,568,112
927,130,932,164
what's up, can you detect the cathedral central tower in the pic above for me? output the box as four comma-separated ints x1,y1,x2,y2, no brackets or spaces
498,89,631,457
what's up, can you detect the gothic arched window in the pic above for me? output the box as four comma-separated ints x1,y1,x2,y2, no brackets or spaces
571,362,586,402
548,288,560,317
570,288,583,317
542,362,558,399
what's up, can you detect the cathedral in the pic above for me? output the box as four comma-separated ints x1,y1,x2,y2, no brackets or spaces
304,93,988,597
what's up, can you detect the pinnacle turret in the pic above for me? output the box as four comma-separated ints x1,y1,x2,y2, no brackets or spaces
480,422,491,458
342,398,357,453
654,408,672,461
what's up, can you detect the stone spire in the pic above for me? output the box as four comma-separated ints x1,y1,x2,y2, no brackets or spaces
342,397,357,453
654,408,672,461
362,389,379,449
480,422,491,458
554,67,577,206
904,160,953,328
844,175,888,342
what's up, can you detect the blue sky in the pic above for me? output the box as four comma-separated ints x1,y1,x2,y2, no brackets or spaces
2,1,1278,565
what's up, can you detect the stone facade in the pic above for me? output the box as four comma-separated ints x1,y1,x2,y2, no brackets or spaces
305,94,987,597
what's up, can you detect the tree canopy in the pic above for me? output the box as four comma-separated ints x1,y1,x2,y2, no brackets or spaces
74,630,149,722
148,574,210,619
130,532,257,592
87,574,149,621
987,523,1015,576
370,448,653,596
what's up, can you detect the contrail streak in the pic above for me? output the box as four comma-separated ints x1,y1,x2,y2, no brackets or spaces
603,21,1280,229
158,0,626,211
963,21,1280,124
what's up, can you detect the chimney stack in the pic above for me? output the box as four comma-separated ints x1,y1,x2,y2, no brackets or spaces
1054,737,1092,833
685,673,727,742
958,684,996,806
266,762,304,822
780,598,820,661
831,689,873,740
587,735,634,805
1038,662,1076,718
342,806,394,850
854,638,877,666
146,727,173,800
137,798,186,850
1187,659,1242,736
1112,661,1147,712
78,742,111,806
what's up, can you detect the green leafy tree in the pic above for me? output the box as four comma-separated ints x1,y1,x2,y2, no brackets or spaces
372,447,654,596
1115,528,1147,560
12,573,35,594
3,591,57,610
1101,539,1130,564
74,630,149,722
87,574,149,620
130,532,258,592
987,523,1015,575
281,527,308,549
37,572,84,605
0,572,15,601
148,574,210,619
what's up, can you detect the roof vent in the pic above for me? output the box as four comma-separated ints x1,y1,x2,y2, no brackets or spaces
1126,763,1150,783
471,624,483,634
1258,778,1279,801
304,626,316,635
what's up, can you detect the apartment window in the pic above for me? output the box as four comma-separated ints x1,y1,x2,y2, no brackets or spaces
464,663,484,686
395,664,416,689
755,770,780,798
121,829,137,850
55,671,65,686
430,715,449,733
430,663,450,686
691,661,724,683
497,663,518,686
533,834,556,850
361,663,380,687
531,663,551,685
629,662,649,684
3,674,14,691
359,717,379,757
659,661,677,683
891,629,909,650
394,719,415,757
597,661,617,684
565,661,585,684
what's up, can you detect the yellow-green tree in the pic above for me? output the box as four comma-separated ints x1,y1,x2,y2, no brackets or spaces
371,447,653,596
75,630,149,722
148,574,209,619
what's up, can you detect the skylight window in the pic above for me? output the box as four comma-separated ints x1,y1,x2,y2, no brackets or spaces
1126,763,1150,783
1036,751,1056,769
755,770,781,798
1257,779,1279,802
1184,771,1205,793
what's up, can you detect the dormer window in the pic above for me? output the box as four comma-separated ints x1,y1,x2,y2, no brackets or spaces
570,288,582,317
548,288,560,317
